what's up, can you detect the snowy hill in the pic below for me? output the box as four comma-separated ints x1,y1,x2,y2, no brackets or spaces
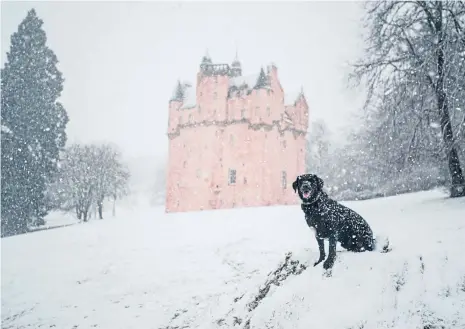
2,190,465,329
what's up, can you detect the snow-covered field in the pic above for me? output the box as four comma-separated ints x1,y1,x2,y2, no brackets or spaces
2,190,465,329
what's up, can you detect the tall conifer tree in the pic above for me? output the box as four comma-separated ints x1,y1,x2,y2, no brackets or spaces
1,9,69,236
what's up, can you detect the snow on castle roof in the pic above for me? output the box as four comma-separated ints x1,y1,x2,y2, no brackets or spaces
180,82,196,110
284,91,302,106
229,73,260,89
230,68,303,105
175,71,303,109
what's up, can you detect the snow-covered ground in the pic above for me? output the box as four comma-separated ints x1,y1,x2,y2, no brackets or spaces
2,189,465,329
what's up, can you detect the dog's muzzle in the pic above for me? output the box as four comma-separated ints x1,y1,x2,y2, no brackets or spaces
300,182,312,199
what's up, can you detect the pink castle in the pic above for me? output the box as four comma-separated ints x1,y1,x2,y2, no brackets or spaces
165,53,309,213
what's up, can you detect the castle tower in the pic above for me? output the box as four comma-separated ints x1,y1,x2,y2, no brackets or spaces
200,49,213,74
170,80,184,102
230,51,242,77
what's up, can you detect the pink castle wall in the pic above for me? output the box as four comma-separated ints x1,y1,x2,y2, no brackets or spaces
166,61,308,213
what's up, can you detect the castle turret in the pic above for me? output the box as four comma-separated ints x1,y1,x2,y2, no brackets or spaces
170,80,184,102
200,50,213,73
254,67,270,89
230,51,242,77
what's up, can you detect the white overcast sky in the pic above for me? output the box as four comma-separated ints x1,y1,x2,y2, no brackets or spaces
1,1,366,164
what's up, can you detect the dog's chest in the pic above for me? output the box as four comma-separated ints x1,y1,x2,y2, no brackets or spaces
305,212,334,238
313,220,334,238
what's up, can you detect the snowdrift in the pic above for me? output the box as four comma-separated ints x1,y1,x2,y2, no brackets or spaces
2,190,465,329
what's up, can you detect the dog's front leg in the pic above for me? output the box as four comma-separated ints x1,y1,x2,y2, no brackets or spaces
313,236,326,266
323,236,337,270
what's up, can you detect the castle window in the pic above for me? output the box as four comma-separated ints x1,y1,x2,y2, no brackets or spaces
179,116,183,125
267,89,271,96
241,109,246,119
214,92,218,100
200,92,203,96
282,171,287,189
282,140,287,149
228,169,237,185
196,169,201,178
198,106,201,113
183,161,187,168
244,177,247,184
267,106,271,117
230,134,235,145
188,114,193,123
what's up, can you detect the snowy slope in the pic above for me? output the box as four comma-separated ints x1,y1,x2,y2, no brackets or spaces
1,190,465,329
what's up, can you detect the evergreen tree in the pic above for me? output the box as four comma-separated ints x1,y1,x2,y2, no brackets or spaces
1,9,69,237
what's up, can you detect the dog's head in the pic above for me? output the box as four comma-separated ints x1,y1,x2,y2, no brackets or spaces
292,174,324,202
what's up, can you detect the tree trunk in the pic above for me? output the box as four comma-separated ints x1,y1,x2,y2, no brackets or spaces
435,3,465,198
98,200,103,219
83,210,88,222
112,197,116,217
76,206,82,220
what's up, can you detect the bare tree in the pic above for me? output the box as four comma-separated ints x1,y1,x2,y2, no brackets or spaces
350,0,465,197
110,164,130,217
93,144,130,219
55,144,96,221
48,143,130,221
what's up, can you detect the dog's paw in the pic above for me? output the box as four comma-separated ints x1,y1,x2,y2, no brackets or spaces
323,268,332,278
313,257,325,267
323,259,334,270
375,234,392,253
380,239,392,253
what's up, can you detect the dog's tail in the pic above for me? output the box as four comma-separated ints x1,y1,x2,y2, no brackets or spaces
373,234,391,253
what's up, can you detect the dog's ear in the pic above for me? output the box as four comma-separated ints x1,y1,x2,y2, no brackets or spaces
292,176,300,193
314,175,324,191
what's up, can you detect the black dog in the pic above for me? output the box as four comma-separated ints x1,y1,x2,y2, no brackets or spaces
293,174,379,270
